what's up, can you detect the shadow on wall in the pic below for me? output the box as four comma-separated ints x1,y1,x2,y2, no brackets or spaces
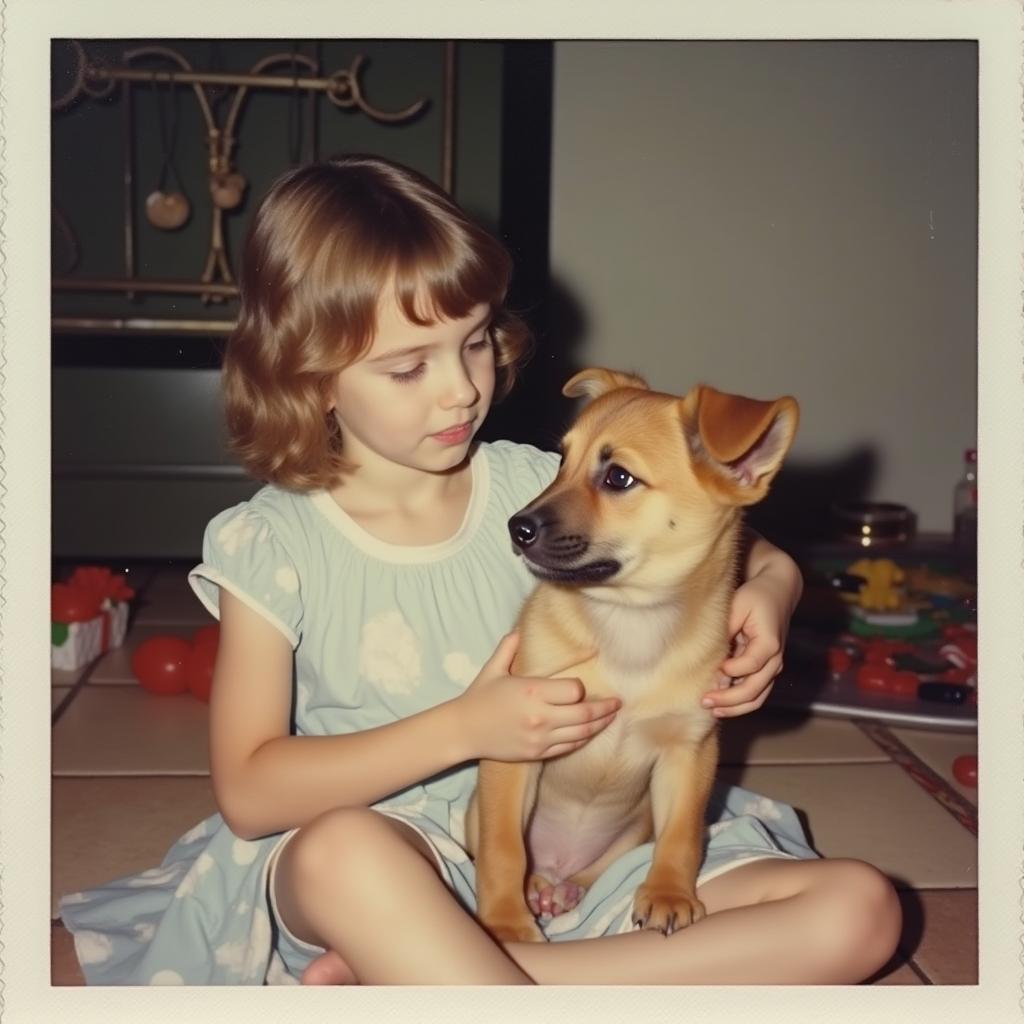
484,275,881,547
747,446,879,544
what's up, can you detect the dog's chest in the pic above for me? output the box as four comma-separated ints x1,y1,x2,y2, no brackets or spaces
582,601,684,691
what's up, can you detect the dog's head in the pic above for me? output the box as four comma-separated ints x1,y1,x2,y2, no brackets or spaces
508,368,799,600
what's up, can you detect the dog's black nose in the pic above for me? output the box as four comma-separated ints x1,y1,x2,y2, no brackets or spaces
509,514,541,548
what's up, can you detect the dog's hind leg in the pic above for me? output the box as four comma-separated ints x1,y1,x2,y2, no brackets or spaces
526,874,580,918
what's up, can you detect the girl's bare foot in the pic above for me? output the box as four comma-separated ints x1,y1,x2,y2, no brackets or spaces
300,949,358,985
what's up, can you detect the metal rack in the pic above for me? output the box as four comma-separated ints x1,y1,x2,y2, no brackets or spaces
52,40,455,334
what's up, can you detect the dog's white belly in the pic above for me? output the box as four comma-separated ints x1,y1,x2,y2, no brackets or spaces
527,800,641,882
525,715,656,882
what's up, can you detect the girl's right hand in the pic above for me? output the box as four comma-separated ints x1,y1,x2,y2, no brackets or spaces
455,631,621,763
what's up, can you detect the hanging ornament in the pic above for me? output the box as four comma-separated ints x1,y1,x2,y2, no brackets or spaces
210,170,247,210
145,70,191,230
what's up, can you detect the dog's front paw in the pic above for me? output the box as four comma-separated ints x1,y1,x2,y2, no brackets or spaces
631,883,706,936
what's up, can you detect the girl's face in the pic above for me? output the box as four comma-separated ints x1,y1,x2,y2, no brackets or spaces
326,295,496,478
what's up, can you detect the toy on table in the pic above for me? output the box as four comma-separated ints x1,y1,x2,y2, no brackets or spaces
845,558,906,612
785,550,976,728
828,556,977,640
132,623,220,703
51,566,135,670
826,627,976,706
829,557,928,632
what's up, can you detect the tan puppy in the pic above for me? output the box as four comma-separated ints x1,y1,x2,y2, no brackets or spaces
465,368,799,943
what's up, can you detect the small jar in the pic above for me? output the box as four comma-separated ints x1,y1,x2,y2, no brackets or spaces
830,501,917,548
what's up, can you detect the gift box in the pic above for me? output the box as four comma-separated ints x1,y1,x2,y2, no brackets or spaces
51,567,135,671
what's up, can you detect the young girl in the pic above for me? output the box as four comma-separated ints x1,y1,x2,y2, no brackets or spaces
60,155,901,986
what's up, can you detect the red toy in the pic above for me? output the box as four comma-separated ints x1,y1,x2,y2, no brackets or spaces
952,754,977,788
131,635,191,696
192,624,220,649
862,639,915,665
51,583,103,624
855,664,918,697
132,625,221,701
827,647,853,674
185,641,217,702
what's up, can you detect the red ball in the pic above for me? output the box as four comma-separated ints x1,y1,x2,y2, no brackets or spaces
185,640,217,702
192,623,220,649
131,635,191,695
952,754,977,787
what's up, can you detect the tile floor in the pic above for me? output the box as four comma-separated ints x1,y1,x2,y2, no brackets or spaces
51,562,978,986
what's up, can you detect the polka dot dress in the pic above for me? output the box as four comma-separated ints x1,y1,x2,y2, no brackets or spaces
58,441,818,984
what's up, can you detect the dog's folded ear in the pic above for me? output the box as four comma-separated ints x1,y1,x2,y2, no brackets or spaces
563,367,649,401
682,386,800,505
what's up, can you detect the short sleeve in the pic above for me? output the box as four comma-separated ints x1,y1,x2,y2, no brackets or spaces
483,440,561,521
188,504,304,649
509,442,560,504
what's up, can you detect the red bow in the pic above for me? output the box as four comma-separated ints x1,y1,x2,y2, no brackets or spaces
52,566,136,624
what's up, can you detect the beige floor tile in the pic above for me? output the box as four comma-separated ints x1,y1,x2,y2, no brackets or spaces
719,762,977,889
52,775,218,917
52,685,210,776
89,623,202,685
888,726,978,807
51,923,86,985
719,710,890,766
897,888,978,984
134,568,212,626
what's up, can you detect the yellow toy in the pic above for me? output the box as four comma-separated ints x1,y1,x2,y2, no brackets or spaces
846,558,906,612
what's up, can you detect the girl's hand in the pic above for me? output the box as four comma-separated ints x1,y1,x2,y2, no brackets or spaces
703,567,798,719
456,632,621,762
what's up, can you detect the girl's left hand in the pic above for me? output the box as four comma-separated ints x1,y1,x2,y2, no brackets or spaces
702,575,789,718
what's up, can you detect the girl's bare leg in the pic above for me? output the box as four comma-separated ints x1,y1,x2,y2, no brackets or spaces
281,811,900,985
505,857,902,985
273,807,531,985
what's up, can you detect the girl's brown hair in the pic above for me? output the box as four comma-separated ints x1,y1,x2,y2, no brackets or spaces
223,154,532,489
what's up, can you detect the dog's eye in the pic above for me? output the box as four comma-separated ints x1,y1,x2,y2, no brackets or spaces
602,464,637,491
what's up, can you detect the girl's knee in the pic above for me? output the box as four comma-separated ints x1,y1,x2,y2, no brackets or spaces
287,807,396,887
816,859,903,975
828,859,900,920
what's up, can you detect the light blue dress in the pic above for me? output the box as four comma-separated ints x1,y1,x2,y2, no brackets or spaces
59,440,817,985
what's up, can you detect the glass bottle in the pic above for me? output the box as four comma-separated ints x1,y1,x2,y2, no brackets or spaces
953,448,977,581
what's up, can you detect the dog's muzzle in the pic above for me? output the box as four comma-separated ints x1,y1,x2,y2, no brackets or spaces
507,509,620,583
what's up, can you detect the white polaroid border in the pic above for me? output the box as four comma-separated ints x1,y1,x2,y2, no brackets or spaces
2,1,1022,1022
